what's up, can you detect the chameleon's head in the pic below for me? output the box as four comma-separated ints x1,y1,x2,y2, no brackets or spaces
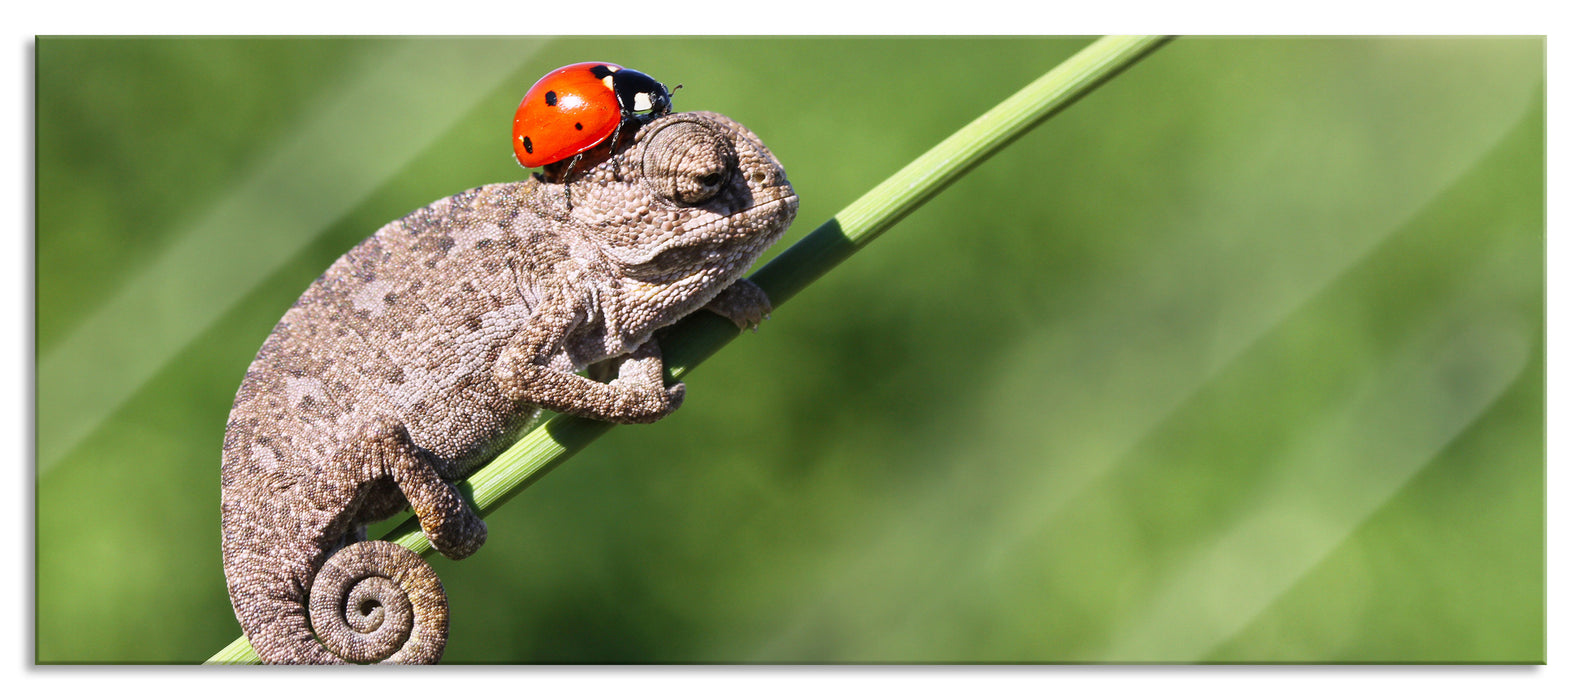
565,111,799,282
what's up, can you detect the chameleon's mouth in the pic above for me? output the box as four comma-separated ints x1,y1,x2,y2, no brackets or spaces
615,192,798,277
677,190,799,239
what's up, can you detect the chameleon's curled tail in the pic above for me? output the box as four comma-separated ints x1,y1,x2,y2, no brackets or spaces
308,540,448,664
226,537,449,664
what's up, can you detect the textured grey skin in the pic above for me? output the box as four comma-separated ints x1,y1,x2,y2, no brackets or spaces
221,111,798,664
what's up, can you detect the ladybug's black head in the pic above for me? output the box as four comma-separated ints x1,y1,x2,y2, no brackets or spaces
595,66,673,122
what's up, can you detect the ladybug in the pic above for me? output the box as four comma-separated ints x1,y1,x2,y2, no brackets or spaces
512,62,675,170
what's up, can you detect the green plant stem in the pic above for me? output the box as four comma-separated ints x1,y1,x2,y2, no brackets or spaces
206,34,1172,665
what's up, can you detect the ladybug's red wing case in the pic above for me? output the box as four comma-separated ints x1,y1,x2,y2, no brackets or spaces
512,62,676,169
512,62,623,168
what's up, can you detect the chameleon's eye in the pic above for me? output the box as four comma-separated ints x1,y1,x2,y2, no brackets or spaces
643,119,733,205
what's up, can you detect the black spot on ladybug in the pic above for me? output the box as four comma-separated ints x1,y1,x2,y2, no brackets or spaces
589,64,616,79
521,135,533,154
574,122,583,131
544,91,557,107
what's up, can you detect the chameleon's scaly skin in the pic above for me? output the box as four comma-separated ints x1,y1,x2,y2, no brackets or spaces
221,112,797,664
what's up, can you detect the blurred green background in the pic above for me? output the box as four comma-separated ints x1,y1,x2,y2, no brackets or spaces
34,37,1543,663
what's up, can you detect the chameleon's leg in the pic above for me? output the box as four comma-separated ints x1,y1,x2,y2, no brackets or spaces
607,338,673,394
360,418,487,560
704,278,775,331
493,308,684,424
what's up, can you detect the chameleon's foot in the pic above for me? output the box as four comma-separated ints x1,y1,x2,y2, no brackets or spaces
705,279,773,331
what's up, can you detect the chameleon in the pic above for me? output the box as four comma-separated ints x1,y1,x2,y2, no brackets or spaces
220,110,798,664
